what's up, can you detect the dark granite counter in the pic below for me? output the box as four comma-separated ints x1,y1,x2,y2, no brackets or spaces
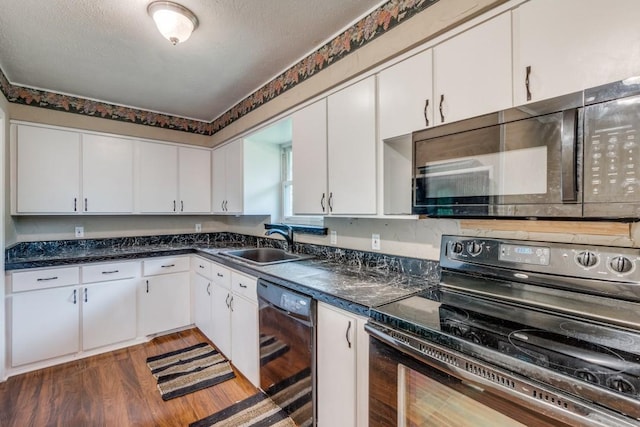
5,232,440,313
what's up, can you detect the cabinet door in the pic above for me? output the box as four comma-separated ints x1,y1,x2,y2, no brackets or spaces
513,0,640,105
434,12,512,124
212,145,227,214
210,282,232,357
11,287,79,366
317,303,357,427
178,146,211,213
327,77,377,215
292,99,328,215
137,141,178,213
82,134,134,213
82,279,137,351
193,274,213,340
224,141,244,214
138,272,190,336
16,125,80,213
378,50,433,140
231,294,259,387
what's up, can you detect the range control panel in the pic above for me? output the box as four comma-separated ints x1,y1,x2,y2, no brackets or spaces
441,235,640,283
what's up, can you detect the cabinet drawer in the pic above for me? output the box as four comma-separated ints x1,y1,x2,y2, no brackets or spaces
12,266,80,292
82,261,140,284
231,271,257,302
193,257,212,279
143,257,189,276
211,262,231,289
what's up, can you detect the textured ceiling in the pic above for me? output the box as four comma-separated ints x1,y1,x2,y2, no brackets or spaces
0,0,384,121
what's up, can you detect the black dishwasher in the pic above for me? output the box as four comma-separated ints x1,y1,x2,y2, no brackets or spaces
257,278,316,427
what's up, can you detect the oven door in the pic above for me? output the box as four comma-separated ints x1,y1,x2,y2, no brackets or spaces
412,95,581,218
366,322,639,427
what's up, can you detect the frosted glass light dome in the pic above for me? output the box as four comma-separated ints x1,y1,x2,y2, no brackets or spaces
148,1,199,45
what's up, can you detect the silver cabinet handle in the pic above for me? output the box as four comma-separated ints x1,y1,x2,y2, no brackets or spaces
320,193,325,212
199,264,205,269
181,200,184,212
206,282,211,296
84,288,88,303
221,200,225,211
328,192,333,213
423,99,430,127
74,197,77,212
224,200,228,211
225,293,230,308
161,264,175,268
84,198,88,212
239,283,247,289
37,276,58,282
525,65,532,101
217,272,224,278
346,320,352,349
229,295,234,312
73,289,77,304
439,94,445,123
146,280,149,293
101,270,119,274
173,200,176,212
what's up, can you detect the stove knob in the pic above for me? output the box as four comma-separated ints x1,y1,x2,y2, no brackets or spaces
467,241,482,256
451,242,464,254
576,251,598,268
610,256,633,274
576,369,600,385
607,377,635,395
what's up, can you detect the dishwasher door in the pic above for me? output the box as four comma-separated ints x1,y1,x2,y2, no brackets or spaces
257,278,316,426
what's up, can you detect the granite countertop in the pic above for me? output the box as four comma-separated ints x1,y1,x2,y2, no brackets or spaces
5,234,439,314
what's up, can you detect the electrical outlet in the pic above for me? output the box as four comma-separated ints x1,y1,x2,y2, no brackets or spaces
372,233,381,250
330,230,337,245
195,223,202,232
75,226,84,238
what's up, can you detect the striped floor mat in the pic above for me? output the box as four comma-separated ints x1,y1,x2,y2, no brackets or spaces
190,367,312,427
146,342,235,401
259,334,290,366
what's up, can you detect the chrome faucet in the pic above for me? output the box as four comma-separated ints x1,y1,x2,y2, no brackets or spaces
265,225,294,252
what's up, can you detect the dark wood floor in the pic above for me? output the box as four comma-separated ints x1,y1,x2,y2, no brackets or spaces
0,328,258,427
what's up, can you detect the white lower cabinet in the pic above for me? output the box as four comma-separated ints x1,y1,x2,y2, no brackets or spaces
138,272,190,336
82,279,137,351
208,264,259,387
317,302,369,427
11,286,80,367
193,268,214,340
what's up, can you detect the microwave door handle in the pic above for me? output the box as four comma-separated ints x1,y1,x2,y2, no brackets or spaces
561,109,578,202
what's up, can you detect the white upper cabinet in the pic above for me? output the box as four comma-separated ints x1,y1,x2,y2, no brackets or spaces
327,76,377,215
212,140,243,214
434,11,512,124
82,134,133,213
513,0,640,105
136,141,179,213
137,142,210,213
15,124,81,214
292,99,328,215
378,49,433,140
178,146,212,213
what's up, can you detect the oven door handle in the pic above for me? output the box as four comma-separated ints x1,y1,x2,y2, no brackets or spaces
561,108,578,202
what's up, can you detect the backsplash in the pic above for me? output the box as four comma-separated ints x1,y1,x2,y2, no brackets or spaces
5,232,440,281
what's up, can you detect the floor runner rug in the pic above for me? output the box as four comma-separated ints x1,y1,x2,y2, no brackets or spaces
259,334,290,366
190,367,312,427
146,342,235,401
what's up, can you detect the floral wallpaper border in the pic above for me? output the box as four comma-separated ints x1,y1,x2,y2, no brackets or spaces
0,0,439,136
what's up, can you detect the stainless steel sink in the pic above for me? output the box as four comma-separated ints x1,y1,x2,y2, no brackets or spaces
220,248,312,265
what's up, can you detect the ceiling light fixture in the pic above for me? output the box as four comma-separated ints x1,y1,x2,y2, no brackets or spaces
147,1,199,45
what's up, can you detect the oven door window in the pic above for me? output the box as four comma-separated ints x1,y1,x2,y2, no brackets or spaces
398,364,526,427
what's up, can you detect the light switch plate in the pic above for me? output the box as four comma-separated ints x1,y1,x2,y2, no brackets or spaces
372,233,380,250
75,226,84,238
195,223,202,232
330,230,337,245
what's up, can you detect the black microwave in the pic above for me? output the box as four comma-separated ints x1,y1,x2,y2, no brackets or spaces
412,77,640,219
